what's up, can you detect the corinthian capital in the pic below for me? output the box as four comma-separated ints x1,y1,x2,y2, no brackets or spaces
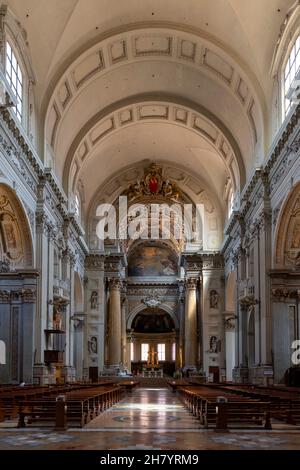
108,277,122,291
186,278,197,290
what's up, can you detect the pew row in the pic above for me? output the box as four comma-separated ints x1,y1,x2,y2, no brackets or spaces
178,386,271,430
17,385,123,428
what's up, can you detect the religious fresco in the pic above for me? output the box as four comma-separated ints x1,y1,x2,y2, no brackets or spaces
0,190,26,264
128,245,178,276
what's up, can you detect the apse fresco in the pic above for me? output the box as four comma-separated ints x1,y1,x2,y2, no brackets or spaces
128,245,178,276
132,312,175,333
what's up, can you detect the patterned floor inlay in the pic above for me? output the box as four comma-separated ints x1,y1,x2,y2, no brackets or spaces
85,388,198,430
210,434,288,449
0,433,77,447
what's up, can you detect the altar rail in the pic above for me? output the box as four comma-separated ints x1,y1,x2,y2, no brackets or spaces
131,361,175,376
142,369,163,378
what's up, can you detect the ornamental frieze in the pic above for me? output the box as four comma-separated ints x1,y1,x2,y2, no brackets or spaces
271,288,300,301
127,286,177,297
0,134,38,195
85,255,105,270
202,254,224,269
0,289,37,303
269,136,300,195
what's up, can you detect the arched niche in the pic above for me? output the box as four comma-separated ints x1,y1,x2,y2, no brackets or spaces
274,182,300,268
127,303,179,331
131,309,175,334
0,184,33,268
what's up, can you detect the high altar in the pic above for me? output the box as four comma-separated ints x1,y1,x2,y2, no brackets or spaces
142,348,163,377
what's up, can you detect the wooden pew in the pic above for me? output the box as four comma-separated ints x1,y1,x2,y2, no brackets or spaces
178,386,271,430
17,385,123,428
213,384,300,426
119,380,139,392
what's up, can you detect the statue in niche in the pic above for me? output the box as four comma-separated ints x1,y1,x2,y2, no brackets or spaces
209,290,219,309
53,306,62,330
209,335,218,353
88,336,98,355
90,291,98,309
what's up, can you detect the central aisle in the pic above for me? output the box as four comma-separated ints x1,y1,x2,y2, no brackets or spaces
1,387,299,450
85,387,199,431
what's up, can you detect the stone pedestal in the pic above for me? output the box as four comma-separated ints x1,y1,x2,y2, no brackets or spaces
232,366,249,384
33,364,56,385
248,365,274,386
61,365,76,383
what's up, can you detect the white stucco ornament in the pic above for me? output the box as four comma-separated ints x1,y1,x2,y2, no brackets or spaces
142,297,163,308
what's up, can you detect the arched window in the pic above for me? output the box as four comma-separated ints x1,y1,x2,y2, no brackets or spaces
5,40,23,121
283,35,300,118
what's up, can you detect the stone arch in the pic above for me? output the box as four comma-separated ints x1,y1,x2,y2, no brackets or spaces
87,161,222,252
63,94,245,195
44,23,266,166
274,181,300,268
0,183,33,268
127,303,179,331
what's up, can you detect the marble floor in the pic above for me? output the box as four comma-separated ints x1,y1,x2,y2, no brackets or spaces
0,387,300,450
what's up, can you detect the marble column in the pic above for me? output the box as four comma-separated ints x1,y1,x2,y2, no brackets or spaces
108,278,122,368
184,278,198,368
177,281,185,369
126,333,132,369
34,211,48,365
121,284,127,368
